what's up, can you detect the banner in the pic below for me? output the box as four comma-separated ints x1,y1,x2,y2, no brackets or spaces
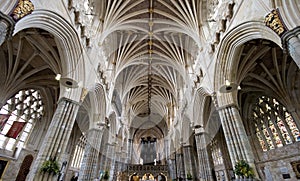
5,121,26,139
0,114,10,132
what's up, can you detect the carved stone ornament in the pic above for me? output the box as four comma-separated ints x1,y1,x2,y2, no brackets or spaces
0,12,15,46
291,160,300,179
127,164,168,177
80,88,89,102
207,0,219,20
265,9,287,37
11,0,34,21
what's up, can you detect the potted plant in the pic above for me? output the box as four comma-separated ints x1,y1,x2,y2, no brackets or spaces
102,170,109,180
186,171,193,180
234,160,255,180
40,158,60,175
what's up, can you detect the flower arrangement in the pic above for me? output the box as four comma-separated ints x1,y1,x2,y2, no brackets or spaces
234,160,255,178
40,158,60,175
186,171,193,180
102,170,110,180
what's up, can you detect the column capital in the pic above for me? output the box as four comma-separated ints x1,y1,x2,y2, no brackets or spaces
106,142,117,146
194,125,205,136
58,97,80,105
182,145,192,148
216,103,239,111
87,127,102,132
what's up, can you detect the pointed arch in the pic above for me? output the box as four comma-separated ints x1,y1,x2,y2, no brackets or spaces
14,10,85,101
193,88,211,127
214,21,282,106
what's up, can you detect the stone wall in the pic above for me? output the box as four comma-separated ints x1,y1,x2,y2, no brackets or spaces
255,142,300,181
2,148,37,181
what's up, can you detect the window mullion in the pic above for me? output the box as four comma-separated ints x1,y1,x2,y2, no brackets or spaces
278,110,295,143
269,110,285,146
24,118,36,147
256,119,270,151
3,137,10,150
263,115,276,149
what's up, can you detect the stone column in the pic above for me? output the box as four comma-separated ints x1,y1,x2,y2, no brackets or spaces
28,98,80,181
183,145,194,180
140,140,146,164
127,139,133,164
105,143,116,181
114,151,124,180
79,128,102,181
195,127,214,181
120,151,127,171
146,140,151,163
169,154,176,180
176,148,185,180
99,143,108,173
217,105,257,178
0,11,14,107
164,139,169,165
282,26,300,68
112,160,118,181
151,140,156,163
0,11,15,46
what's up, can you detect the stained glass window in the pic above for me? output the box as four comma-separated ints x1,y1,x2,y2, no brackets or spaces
0,89,44,153
253,96,300,151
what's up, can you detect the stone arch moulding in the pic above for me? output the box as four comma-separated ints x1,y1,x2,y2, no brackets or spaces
108,111,117,143
192,87,211,128
0,0,18,15
275,0,300,29
181,114,193,145
13,9,85,102
88,83,107,125
214,21,282,107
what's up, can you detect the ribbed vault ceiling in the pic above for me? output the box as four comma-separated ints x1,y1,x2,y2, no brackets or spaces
98,0,201,127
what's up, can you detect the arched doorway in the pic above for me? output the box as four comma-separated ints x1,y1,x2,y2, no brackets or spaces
15,154,34,181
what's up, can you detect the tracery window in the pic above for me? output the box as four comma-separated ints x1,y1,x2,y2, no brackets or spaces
0,89,44,152
70,135,86,169
253,96,300,151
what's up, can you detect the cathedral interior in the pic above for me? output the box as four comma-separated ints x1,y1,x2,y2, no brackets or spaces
0,0,300,181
